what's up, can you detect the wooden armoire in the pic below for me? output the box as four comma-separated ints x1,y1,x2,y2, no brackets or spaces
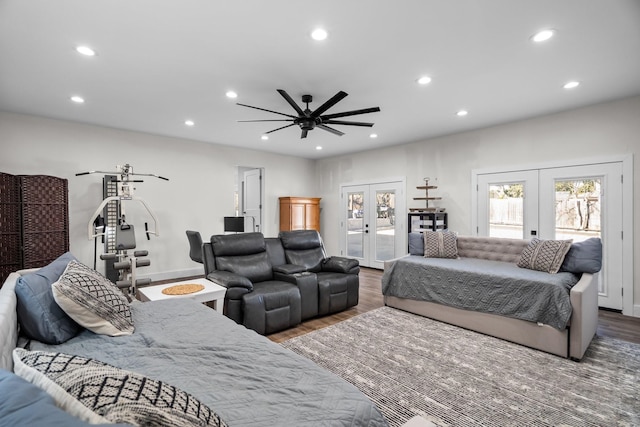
0,173,69,285
279,197,321,232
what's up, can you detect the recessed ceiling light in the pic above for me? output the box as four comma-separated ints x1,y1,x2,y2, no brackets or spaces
531,29,555,43
185,120,195,126
563,81,580,89
311,28,328,41
417,76,432,85
315,146,323,150
76,45,96,56
226,91,238,99
456,110,468,117
70,96,85,104
261,135,269,141
369,133,378,139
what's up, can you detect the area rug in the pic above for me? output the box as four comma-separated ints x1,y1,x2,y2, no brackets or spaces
281,307,640,427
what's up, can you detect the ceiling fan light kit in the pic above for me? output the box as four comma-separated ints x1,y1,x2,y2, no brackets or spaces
237,89,380,139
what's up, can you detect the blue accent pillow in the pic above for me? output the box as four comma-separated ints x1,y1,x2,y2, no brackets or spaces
15,252,82,344
0,369,127,427
559,238,602,274
408,232,424,255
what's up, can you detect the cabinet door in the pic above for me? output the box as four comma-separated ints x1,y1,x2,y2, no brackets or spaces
290,204,306,230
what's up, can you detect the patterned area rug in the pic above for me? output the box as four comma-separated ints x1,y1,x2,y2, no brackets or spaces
281,307,640,427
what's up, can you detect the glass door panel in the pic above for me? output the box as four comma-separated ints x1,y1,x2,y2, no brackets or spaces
346,190,365,259
375,190,396,262
488,183,524,238
553,178,601,242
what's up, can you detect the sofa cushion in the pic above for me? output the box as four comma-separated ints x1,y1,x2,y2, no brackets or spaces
13,349,227,427
423,231,458,259
518,238,572,274
15,252,82,344
52,261,134,336
279,230,325,272
211,232,273,282
559,237,602,274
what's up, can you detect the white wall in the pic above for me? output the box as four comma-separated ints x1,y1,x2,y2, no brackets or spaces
2,96,638,308
0,112,316,280
316,95,640,308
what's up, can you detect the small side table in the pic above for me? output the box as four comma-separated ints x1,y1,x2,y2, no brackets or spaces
138,278,226,313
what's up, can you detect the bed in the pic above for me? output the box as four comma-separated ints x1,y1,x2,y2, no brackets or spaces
1,266,389,426
382,235,600,360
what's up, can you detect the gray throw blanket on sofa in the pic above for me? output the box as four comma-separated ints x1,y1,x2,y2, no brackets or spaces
382,256,580,330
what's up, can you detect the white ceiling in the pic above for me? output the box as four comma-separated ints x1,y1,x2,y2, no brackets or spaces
1,1,639,160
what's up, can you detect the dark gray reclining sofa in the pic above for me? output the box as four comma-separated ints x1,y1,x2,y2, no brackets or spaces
202,230,359,335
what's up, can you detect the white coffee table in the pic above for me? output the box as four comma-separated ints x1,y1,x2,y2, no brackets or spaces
138,278,226,312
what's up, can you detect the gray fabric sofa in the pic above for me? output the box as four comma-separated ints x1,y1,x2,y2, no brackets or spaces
202,231,359,335
383,235,599,360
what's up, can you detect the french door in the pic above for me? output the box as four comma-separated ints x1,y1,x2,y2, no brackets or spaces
475,162,624,310
341,181,405,269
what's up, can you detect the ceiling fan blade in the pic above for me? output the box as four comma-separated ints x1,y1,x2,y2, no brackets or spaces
323,120,375,127
265,123,296,134
237,119,294,122
301,129,308,139
318,124,345,136
277,89,306,116
321,106,380,120
237,103,297,119
311,91,348,118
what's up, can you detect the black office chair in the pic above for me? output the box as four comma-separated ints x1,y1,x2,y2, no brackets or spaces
186,230,204,264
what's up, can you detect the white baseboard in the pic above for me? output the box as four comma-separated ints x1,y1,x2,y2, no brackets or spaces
139,267,204,283
633,304,640,318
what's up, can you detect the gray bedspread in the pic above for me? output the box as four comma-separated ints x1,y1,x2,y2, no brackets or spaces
382,256,580,330
32,299,388,427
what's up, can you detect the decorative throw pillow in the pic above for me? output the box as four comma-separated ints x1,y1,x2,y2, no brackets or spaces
517,238,572,274
52,261,134,336
408,232,424,255
423,230,458,259
13,349,228,427
559,237,603,274
15,252,82,344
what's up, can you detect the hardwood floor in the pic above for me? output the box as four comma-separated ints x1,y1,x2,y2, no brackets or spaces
268,267,640,345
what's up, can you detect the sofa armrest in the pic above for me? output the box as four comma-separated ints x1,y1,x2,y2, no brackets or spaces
206,271,253,291
322,257,359,274
273,264,307,275
569,272,598,360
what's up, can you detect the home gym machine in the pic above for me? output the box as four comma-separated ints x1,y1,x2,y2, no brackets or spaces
76,164,168,299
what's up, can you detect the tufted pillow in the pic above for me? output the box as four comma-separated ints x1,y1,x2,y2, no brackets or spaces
15,252,82,344
13,349,227,427
52,261,134,336
559,237,602,274
517,238,572,274
423,230,458,259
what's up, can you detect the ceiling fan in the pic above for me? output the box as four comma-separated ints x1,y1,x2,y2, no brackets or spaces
237,89,380,139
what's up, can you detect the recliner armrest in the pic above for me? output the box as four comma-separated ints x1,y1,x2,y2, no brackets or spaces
322,257,360,274
273,264,307,274
206,271,253,291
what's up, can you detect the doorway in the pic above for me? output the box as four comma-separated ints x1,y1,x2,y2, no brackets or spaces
473,158,629,311
340,180,405,269
237,167,263,233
